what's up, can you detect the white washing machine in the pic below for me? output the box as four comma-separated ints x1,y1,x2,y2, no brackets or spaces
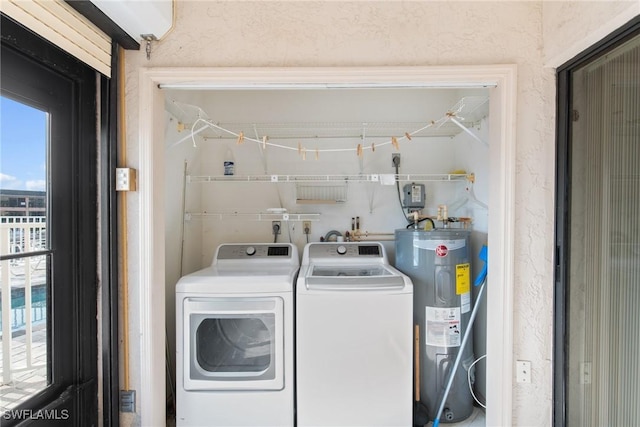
176,243,299,426
296,242,414,426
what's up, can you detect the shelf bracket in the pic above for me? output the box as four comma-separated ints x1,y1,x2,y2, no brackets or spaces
449,117,488,147
368,185,376,214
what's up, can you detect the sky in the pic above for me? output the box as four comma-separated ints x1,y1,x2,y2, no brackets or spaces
0,96,47,192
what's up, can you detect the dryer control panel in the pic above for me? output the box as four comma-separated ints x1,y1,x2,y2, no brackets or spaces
216,244,292,260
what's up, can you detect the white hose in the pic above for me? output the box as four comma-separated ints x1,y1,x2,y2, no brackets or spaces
467,354,487,409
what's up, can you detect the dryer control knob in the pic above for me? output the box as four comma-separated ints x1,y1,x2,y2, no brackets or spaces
246,246,256,256
337,245,347,255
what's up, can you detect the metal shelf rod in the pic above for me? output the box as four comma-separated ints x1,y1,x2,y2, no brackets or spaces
185,212,321,222
187,173,470,183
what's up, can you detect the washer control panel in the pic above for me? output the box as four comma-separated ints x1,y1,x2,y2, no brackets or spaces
307,243,383,258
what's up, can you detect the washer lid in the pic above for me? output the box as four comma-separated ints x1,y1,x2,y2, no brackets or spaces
310,265,394,277
302,263,410,292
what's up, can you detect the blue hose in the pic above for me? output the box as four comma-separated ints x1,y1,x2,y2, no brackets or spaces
474,245,488,286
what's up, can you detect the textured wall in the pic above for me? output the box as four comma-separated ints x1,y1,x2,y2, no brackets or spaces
543,0,640,66
124,1,555,425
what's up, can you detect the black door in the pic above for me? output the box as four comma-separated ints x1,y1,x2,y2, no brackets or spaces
554,17,640,427
1,15,98,426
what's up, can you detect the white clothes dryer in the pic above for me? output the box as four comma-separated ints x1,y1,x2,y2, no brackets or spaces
176,243,299,426
296,242,414,427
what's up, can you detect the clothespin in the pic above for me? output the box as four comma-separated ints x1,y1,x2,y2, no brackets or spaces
356,143,363,157
262,136,267,149
298,142,302,155
302,147,307,160
315,149,319,160
177,122,185,132
371,142,375,152
391,137,399,150
404,132,412,141
237,131,245,145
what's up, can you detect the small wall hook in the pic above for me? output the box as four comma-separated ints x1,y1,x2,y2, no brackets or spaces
141,34,157,60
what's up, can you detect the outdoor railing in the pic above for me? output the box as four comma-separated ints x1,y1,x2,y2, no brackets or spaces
0,216,48,385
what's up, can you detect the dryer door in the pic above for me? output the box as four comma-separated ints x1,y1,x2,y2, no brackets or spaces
183,297,284,391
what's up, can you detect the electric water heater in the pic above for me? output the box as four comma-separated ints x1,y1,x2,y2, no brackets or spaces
395,228,475,423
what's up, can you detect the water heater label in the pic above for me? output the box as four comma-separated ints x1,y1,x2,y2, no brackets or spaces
425,306,461,347
456,263,471,294
461,292,471,314
413,239,466,252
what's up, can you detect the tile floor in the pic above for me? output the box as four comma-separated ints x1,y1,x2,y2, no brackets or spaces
167,406,486,426
0,327,48,413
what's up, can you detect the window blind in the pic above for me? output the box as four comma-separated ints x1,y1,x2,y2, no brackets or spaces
0,0,111,76
568,33,640,426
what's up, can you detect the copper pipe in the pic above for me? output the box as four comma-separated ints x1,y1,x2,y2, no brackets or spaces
118,47,130,390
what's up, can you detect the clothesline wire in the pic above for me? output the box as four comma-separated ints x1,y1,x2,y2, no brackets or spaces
179,100,472,153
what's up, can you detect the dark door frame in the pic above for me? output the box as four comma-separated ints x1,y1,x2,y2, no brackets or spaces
1,13,119,427
553,15,640,427
99,44,121,427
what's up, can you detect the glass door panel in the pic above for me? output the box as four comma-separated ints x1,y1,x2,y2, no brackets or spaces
566,34,640,426
0,96,50,412
1,16,100,425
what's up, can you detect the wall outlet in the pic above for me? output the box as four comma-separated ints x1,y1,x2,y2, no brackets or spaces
303,221,311,235
392,153,401,168
116,168,137,191
120,390,136,412
272,221,281,235
516,360,531,383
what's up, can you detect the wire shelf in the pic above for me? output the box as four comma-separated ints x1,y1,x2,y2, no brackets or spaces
185,212,321,222
187,173,470,183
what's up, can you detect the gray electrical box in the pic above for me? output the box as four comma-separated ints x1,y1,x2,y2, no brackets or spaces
402,183,426,210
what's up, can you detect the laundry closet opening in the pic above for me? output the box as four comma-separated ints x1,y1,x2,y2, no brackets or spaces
137,66,516,427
